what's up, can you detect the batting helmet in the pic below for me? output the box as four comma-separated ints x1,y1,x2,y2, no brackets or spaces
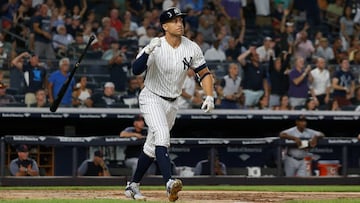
159,7,187,25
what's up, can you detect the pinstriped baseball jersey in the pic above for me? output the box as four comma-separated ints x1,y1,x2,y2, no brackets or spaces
138,36,206,98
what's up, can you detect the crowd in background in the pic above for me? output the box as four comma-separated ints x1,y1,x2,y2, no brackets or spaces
0,0,360,111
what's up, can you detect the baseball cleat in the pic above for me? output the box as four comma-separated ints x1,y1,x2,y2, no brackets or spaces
166,179,183,202
124,181,146,200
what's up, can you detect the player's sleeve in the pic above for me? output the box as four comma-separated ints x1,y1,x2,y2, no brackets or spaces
31,159,39,173
191,42,208,73
77,160,89,176
132,52,149,75
308,129,323,137
194,160,203,175
9,160,19,176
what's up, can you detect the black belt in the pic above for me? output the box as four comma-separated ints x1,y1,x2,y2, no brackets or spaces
287,153,304,161
160,96,177,102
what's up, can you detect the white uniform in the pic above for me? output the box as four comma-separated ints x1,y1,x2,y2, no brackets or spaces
138,36,206,158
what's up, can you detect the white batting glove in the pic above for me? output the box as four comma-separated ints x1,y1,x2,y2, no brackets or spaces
201,96,214,113
144,37,161,54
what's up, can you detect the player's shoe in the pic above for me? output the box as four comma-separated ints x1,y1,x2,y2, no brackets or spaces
166,178,183,202
124,181,146,200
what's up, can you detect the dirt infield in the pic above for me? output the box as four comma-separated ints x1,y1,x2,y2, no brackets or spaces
1,189,360,202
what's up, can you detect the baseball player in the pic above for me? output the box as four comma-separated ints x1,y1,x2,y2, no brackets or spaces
279,115,325,176
124,7,215,202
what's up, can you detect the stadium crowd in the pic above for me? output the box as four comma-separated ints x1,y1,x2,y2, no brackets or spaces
0,0,360,110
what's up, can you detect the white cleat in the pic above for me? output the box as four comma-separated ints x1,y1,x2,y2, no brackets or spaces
124,181,146,200
166,179,183,202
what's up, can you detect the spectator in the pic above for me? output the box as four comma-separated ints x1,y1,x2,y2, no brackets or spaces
65,15,84,40
309,57,332,108
120,77,140,108
279,115,324,177
52,25,74,59
268,51,291,108
163,0,180,11
108,51,129,94
71,0,87,20
0,42,8,69
120,11,139,39
351,87,360,107
98,16,119,41
254,94,270,110
287,56,312,108
0,81,16,107
294,28,315,62
11,51,47,107
272,1,285,35
197,5,216,44
30,88,49,108
328,98,341,111
9,144,39,176
237,45,269,108
272,94,293,110
332,58,355,108
253,0,272,28
138,25,157,48
218,0,244,36
120,114,148,176
256,36,276,63
301,97,318,111
85,82,120,108
102,41,122,61
32,3,56,59
194,149,227,176
178,69,202,109
72,76,92,108
48,57,76,107
315,38,335,63
193,32,210,54
218,63,242,109
77,150,111,176
136,13,152,37
109,8,123,35
279,9,295,53
339,5,359,51
204,40,226,62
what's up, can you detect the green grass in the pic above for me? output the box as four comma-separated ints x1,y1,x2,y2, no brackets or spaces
1,185,360,192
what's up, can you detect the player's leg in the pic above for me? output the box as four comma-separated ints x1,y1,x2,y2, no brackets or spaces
156,100,182,202
296,160,308,177
284,156,298,176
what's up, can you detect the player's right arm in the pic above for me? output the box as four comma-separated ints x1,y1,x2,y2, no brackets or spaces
279,130,301,147
132,37,161,75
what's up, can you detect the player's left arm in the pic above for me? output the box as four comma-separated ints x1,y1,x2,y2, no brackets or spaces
309,130,325,147
197,67,214,97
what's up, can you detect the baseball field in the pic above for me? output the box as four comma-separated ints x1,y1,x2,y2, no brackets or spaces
1,185,360,202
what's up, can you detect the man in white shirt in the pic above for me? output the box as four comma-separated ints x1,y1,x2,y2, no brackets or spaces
204,40,226,62
309,57,332,108
256,36,275,63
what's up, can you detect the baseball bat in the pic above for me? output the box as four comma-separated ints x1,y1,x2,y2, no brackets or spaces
49,35,96,112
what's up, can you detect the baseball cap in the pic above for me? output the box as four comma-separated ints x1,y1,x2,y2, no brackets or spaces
160,7,187,24
264,36,272,41
134,114,144,121
0,81,7,89
94,150,103,157
104,82,115,88
296,115,307,121
286,22,294,27
17,144,29,152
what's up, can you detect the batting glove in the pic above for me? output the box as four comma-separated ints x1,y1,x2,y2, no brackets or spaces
201,96,215,113
144,37,161,54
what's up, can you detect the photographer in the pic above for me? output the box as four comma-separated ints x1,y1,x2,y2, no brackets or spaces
9,144,40,176
11,51,48,107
